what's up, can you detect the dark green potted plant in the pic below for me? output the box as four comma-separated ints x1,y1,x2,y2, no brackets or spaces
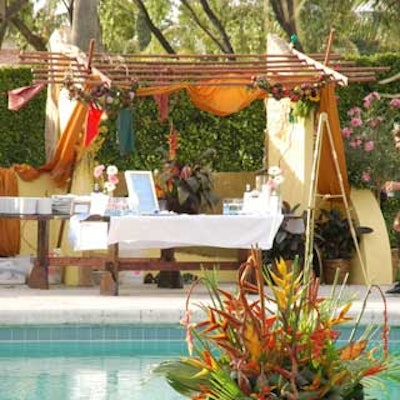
315,207,372,284
155,147,219,214
266,202,323,278
153,141,220,289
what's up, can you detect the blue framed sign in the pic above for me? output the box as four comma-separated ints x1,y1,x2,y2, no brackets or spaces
124,170,159,215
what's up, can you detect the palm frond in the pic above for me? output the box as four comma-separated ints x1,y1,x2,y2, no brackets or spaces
153,358,211,397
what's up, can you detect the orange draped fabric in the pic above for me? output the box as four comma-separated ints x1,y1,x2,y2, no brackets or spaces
317,83,350,198
137,80,266,117
0,168,20,256
14,101,88,188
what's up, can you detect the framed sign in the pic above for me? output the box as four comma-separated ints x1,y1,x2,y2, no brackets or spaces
70,199,91,215
124,170,159,215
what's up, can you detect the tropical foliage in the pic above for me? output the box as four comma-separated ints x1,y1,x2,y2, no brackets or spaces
154,127,219,214
155,249,400,399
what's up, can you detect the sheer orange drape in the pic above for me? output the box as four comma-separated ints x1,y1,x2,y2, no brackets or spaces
137,80,266,117
317,82,350,198
14,100,88,187
0,168,20,256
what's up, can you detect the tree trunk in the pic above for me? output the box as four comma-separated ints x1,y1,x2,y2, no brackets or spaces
71,0,103,52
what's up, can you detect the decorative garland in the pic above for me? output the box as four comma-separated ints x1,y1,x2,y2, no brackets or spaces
251,75,326,119
64,80,138,114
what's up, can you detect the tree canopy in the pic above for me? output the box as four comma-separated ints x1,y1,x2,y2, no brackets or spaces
0,0,398,55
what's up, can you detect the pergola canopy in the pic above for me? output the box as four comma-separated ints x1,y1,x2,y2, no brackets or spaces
17,39,389,91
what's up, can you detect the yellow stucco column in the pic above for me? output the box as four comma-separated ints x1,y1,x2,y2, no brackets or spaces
267,97,314,212
350,188,392,285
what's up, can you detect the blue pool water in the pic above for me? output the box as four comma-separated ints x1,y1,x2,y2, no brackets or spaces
0,324,400,399
0,324,187,400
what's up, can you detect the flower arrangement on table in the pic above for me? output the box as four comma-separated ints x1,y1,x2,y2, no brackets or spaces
266,165,285,195
251,76,324,119
341,92,400,192
154,128,219,214
93,164,119,194
155,249,400,400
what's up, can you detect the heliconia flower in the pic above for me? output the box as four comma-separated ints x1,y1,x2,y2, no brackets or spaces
350,117,362,127
106,165,118,176
362,171,371,182
364,140,374,152
341,127,353,138
390,98,400,109
94,164,105,178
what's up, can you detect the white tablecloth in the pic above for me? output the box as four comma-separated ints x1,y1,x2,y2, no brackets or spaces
107,213,284,250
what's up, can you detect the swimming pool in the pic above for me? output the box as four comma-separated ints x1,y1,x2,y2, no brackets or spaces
0,324,186,400
0,324,399,400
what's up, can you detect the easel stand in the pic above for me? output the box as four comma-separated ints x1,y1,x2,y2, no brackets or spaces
304,112,369,284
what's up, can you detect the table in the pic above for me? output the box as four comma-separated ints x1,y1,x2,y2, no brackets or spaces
0,212,284,294
0,213,70,289
107,214,284,250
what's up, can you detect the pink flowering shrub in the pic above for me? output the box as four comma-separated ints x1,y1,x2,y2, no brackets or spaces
341,91,400,192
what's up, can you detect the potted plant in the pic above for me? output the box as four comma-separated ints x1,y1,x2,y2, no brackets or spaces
315,207,372,284
266,202,322,278
154,128,219,215
155,249,398,399
153,128,220,288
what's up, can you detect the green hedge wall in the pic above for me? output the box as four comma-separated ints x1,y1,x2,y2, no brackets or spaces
0,68,46,167
97,91,266,172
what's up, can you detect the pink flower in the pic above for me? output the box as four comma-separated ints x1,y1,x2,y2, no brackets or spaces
368,118,382,128
180,166,192,180
349,136,362,148
342,127,353,138
390,98,400,109
94,165,105,179
347,107,361,117
108,174,119,185
350,117,362,128
363,92,380,109
362,171,371,182
364,140,374,152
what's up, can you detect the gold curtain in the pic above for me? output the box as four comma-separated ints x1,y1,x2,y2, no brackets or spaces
0,168,20,255
317,82,350,198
